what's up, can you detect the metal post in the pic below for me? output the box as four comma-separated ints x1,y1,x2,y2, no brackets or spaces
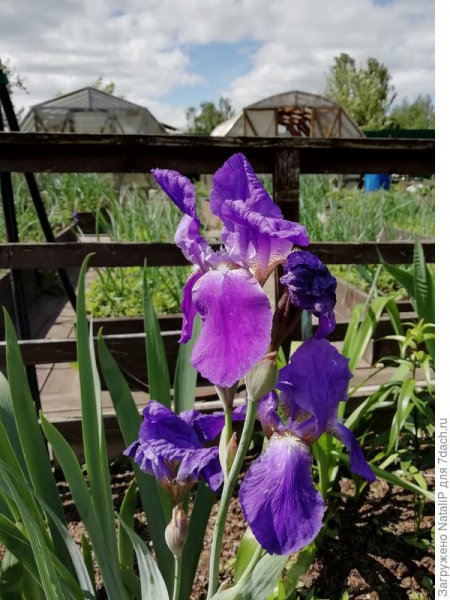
0,109,42,413
0,70,77,309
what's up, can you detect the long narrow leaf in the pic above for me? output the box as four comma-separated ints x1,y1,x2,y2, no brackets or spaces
143,268,171,407
333,451,434,501
212,554,288,600
179,481,215,600
118,516,170,600
97,333,173,588
3,310,72,572
173,315,201,414
234,528,260,583
381,262,416,310
387,378,416,453
413,238,435,360
119,479,137,574
0,371,28,478
40,414,127,600
0,470,63,600
76,255,120,568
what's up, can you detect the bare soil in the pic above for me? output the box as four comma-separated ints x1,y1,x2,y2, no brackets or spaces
1,461,434,600
57,459,434,600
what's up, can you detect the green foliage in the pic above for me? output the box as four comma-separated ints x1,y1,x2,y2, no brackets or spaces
86,185,190,317
186,97,234,134
92,77,117,95
324,53,396,129
0,173,115,244
389,95,435,129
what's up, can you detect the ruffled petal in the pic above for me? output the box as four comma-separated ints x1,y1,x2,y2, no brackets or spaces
140,401,201,450
239,432,324,555
180,270,203,343
151,168,213,270
280,251,336,339
177,446,223,492
192,405,247,442
210,153,282,219
210,154,308,281
257,391,282,438
277,338,352,438
151,169,196,217
331,423,376,483
191,267,272,387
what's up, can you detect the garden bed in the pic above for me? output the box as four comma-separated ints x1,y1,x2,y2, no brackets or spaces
55,458,434,600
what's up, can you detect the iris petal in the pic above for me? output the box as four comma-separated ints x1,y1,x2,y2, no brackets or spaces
210,153,308,281
258,392,282,438
192,406,247,442
331,423,376,483
178,446,223,492
191,267,272,387
180,270,203,343
280,251,337,339
151,169,197,216
239,432,324,555
151,168,213,270
278,338,352,437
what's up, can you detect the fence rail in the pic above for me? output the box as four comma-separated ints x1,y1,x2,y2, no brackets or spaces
0,133,435,395
0,240,435,269
0,133,435,175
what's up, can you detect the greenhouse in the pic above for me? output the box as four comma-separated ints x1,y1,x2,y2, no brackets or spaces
211,90,364,138
20,86,170,135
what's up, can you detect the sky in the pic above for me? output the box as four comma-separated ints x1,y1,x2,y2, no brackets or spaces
1,0,434,130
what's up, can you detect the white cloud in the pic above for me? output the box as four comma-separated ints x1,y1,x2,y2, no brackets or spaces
1,0,434,129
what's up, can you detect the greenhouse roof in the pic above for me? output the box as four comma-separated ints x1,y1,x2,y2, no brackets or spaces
20,87,169,134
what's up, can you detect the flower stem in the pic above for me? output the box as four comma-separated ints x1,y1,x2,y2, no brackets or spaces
224,406,233,445
207,398,258,599
172,557,182,600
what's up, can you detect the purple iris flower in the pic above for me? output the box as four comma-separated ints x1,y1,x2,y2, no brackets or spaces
124,401,246,501
151,154,308,388
239,338,375,555
280,251,337,339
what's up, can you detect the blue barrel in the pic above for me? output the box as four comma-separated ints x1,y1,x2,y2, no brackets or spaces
364,174,391,192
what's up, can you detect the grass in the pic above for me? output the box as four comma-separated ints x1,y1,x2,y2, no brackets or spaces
86,186,190,317
297,175,434,301
0,173,116,243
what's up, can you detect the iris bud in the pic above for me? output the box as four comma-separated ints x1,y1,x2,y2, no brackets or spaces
165,504,188,559
215,382,239,412
226,432,238,471
244,352,278,402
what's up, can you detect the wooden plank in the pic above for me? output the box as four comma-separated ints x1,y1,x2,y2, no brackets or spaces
273,148,300,222
0,133,435,175
0,312,416,368
0,240,435,269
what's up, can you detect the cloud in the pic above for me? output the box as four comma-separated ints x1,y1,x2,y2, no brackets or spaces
2,0,434,129
221,0,435,109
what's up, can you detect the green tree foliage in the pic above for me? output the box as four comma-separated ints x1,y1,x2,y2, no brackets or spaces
0,57,28,119
389,94,435,129
324,53,396,130
185,97,234,134
93,77,117,95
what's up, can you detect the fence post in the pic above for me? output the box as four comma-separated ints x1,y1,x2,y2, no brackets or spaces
273,148,300,222
273,148,300,305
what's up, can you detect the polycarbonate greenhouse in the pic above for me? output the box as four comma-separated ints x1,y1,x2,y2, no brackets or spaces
20,87,169,135
211,90,363,138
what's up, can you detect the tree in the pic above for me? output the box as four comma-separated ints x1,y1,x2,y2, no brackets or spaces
0,58,28,121
92,77,117,95
389,95,435,129
324,53,396,130
185,97,234,134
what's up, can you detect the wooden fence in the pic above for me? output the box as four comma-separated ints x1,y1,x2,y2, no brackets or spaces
0,133,435,383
